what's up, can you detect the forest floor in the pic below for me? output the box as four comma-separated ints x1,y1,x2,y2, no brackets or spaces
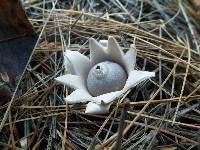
1,0,200,149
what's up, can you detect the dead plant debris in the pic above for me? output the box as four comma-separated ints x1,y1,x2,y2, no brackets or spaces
0,0,200,149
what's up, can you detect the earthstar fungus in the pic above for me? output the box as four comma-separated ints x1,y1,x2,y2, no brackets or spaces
55,37,155,114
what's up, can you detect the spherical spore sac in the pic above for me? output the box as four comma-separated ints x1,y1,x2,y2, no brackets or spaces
87,61,127,97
